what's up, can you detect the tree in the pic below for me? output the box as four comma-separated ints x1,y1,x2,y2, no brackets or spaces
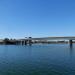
3,38,9,44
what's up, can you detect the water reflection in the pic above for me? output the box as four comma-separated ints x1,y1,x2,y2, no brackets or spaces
28,46,33,62
69,44,73,57
3,45,8,58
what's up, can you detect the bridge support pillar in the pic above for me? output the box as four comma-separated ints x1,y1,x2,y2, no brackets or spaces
21,40,23,45
21,40,22,45
24,40,27,45
69,40,73,48
28,37,32,46
29,40,32,46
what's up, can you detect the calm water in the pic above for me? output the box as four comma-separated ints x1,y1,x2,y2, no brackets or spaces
0,44,75,75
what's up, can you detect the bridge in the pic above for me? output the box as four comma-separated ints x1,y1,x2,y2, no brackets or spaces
18,36,75,47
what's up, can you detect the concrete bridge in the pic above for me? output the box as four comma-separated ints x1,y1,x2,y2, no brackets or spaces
18,36,75,47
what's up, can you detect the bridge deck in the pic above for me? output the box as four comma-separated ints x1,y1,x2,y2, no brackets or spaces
19,37,75,41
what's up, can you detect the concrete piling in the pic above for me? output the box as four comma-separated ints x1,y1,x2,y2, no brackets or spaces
69,40,73,48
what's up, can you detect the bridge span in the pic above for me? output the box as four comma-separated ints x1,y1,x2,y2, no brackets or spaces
18,36,75,47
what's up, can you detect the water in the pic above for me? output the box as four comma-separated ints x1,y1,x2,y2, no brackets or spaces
0,44,75,75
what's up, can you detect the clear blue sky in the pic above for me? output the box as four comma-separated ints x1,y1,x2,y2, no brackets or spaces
0,0,75,39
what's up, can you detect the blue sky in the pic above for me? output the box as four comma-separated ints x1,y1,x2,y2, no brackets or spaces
0,0,75,39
